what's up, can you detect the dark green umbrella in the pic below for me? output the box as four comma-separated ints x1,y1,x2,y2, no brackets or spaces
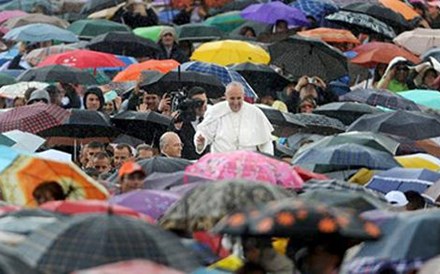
0,73,17,87
313,102,383,125
68,19,130,39
17,65,98,85
203,11,246,33
176,23,224,42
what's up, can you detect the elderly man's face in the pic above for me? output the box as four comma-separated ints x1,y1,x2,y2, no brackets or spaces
226,86,244,113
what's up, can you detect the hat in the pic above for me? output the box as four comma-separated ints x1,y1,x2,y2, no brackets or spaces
159,26,177,41
385,191,409,207
427,0,440,8
28,89,50,104
118,161,146,177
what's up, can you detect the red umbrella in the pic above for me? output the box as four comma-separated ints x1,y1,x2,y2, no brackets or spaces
40,200,154,223
351,42,420,67
72,260,184,274
0,103,69,134
37,49,125,69
293,166,329,181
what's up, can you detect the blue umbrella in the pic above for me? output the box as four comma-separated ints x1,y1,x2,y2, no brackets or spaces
241,1,309,26
0,0,55,13
366,168,440,194
291,0,339,22
3,23,78,42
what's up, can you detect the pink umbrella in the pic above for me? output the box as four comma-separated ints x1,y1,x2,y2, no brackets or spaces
0,10,27,24
73,260,184,274
184,151,304,189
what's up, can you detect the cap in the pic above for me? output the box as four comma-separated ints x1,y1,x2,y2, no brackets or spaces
118,161,146,177
159,26,177,40
28,89,50,104
385,191,409,207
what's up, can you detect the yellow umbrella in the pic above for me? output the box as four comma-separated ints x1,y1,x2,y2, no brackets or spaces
191,40,270,66
395,153,440,172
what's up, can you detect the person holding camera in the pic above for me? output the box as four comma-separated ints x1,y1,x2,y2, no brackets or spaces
376,57,411,93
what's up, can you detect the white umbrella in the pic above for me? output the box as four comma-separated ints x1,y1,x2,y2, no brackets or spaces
394,28,440,56
0,81,49,99
36,149,72,163
3,130,45,152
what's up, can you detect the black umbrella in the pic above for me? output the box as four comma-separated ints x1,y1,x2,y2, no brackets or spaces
176,23,224,42
257,105,305,137
87,31,160,58
325,10,396,39
269,35,348,81
292,113,346,135
347,110,440,140
111,111,171,145
229,62,290,95
138,156,192,174
17,65,98,85
313,102,384,125
80,0,125,14
140,71,225,98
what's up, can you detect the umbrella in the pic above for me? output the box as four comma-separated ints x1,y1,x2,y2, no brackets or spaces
176,23,224,42
395,153,440,172
287,133,324,153
143,171,213,191
141,70,225,98
240,1,309,26
159,180,294,232
109,189,180,220
350,41,420,67
292,143,400,173
290,0,339,22
339,88,421,111
0,133,15,147
2,13,69,29
111,111,171,144
347,110,440,140
211,0,258,15
298,27,360,45
378,0,419,20
343,257,425,274
24,44,79,66
67,19,130,39
366,168,439,194
425,180,440,203
312,102,383,125
17,214,200,273
269,35,348,81
229,62,290,96
139,157,192,175
291,113,346,135
229,20,268,38
37,49,125,69
87,31,160,58
0,103,69,134
0,10,28,24
179,61,257,101
0,243,39,273
80,0,125,15
185,151,304,189
133,25,168,42
0,0,56,13
393,28,440,56
36,149,72,163
421,48,440,63
3,23,78,43
256,105,306,137
0,146,109,207
2,130,45,153
171,0,232,8
0,209,63,235
73,260,185,274
0,81,48,99
17,65,98,85
399,89,440,110
0,73,16,87
203,11,246,33
113,59,180,82
325,11,396,39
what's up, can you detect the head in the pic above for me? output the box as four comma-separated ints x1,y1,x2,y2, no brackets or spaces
13,97,26,108
27,89,50,105
404,191,426,210
275,20,288,33
143,92,160,111
32,181,66,205
188,86,208,117
118,161,146,193
84,87,105,111
159,27,177,48
136,144,154,160
159,132,183,158
81,141,105,168
299,82,319,100
91,152,112,175
427,1,440,17
239,26,256,38
45,85,62,106
393,62,410,83
103,101,116,115
422,68,438,88
225,82,245,113
298,96,317,113
113,143,134,168
260,90,277,106
24,87,38,102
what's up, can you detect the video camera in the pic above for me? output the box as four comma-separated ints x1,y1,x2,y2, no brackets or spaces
170,89,204,123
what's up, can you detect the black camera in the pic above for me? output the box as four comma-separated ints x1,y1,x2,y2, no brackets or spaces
170,90,204,123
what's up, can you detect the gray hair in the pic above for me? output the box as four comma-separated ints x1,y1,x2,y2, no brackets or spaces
225,81,245,96
159,132,179,151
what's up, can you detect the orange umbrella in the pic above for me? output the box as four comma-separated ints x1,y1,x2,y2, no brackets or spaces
113,59,180,82
351,42,420,67
298,28,360,45
171,0,232,8
378,0,419,20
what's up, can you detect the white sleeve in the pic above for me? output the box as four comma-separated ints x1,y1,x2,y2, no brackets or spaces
258,140,274,155
194,119,218,154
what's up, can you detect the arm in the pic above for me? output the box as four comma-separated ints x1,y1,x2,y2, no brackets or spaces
376,67,396,90
258,141,274,155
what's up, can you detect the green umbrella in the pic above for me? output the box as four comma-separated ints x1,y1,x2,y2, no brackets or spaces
176,23,224,42
203,11,246,33
399,89,440,110
67,19,130,39
133,25,167,42
0,73,17,87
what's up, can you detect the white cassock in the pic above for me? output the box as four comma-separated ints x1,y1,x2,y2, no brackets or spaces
194,101,274,155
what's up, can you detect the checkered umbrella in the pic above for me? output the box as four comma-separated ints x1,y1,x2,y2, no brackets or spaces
0,243,38,274
17,214,200,273
291,0,338,22
292,113,346,135
313,102,383,125
0,103,69,134
343,257,424,274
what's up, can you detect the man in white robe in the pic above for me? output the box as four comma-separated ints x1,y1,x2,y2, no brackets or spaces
194,82,274,155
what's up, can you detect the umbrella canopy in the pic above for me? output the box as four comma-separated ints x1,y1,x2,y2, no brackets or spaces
109,189,180,220
229,62,290,96
171,0,232,8
3,130,45,153
176,23,224,42
17,65,98,85
143,171,213,191
339,88,421,111
325,10,396,39
191,40,270,66
0,0,56,13
350,41,420,67
290,0,339,22
378,0,419,20
0,81,48,99
0,72,16,87
292,143,400,173
87,31,160,58
313,102,383,125
159,180,294,232
421,47,440,63
24,44,79,67
3,23,78,42
395,153,440,172
67,19,130,39
17,214,200,273
74,260,185,274
80,0,125,15
257,105,306,137
0,146,109,207
366,168,440,194
399,89,440,110
0,242,40,274
2,13,69,29
269,35,348,81
133,25,168,42
113,59,180,82
292,113,346,135
0,10,28,24
0,208,62,235
394,28,440,56
185,151,304,189
240,1,309,26
347,110,440,140
0,103,69,134
203,11,245,33
298,27,360,44
139,157,192,175
37,49,125,69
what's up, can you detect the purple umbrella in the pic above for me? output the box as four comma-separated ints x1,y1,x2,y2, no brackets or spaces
241,1,309,26
109,189,180,220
